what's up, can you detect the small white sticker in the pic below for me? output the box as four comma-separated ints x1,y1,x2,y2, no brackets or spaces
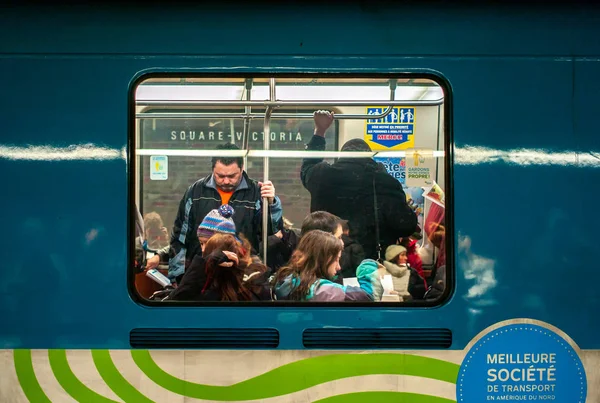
150,156,168,180
404,149,435,187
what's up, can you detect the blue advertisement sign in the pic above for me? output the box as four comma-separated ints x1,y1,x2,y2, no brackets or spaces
366,107,415,148
458,323,587,402
374,157,406,185
374,157,424,231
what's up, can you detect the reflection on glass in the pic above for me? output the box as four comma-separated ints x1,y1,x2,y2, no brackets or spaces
133,77,447,304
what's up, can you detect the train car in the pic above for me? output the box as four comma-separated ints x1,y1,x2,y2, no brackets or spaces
1,2,598,402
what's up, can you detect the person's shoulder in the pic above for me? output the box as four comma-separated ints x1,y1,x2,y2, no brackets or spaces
186,254,206,272
186,175,212,193
374,168,396,181
342,234,360,249
238,172,261,192
315,278,345,291
308,159,332,172
245,175,260,189
195,174,213,186
374,169,403,189
349,241,364,251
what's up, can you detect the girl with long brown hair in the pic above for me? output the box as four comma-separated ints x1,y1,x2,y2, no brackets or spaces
169,233,270,301
273,230,383,302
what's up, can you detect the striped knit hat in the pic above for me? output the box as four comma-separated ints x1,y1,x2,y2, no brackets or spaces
197,204,237,238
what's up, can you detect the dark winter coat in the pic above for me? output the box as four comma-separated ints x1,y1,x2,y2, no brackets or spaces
301,135,418,260
407,265,429,300
339,234,366,278
261,228,301,273
424,265,446,300
168,253,271,302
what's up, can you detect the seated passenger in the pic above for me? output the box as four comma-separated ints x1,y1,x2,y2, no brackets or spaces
300,211,343,238
136,211,170,272
390,233,426,301
382,244,411,300
196,204,240,251
339,220,365,278
399,231,423,274
167,205,260,298
424,265,446,300
273,230,383,302
133,211,171,298
409,203,445,300
176,204,245,284
143,212,169,250
261,211,343,280
425,202,446,269
169,234,270,302
262,217,301,273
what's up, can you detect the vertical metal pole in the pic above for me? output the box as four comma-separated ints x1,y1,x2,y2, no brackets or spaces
229,119,235,144
435,104,441,183
388,79,397,107
242,79,252,169
262,78,276,264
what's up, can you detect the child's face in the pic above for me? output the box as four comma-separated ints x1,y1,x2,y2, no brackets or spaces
327,251,342,279
397,252,408,265
333,224,343,239
199,237,210,252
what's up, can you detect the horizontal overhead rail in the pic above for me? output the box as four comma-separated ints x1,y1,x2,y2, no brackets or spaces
136,149,247,157
135,99,443,107
248,150,446,158
136,149,446,158
136,98,442,120
135,110,400,120
135,81,442,120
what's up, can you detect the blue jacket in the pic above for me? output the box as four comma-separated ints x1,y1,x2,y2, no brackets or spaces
274,259,383,302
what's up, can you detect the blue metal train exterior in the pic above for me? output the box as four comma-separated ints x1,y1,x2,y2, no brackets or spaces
1,3,598,402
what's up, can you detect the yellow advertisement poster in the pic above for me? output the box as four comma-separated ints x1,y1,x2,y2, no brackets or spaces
405,149,435,187
364,106,416,150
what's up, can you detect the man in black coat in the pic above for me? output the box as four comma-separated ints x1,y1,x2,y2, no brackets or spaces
301,110,417,261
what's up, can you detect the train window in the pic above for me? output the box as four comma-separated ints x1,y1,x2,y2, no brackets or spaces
130,75,450,306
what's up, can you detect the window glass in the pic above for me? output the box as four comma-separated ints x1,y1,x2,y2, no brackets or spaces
132,76,448,305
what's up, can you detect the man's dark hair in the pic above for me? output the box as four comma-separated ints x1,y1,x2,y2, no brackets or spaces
340,219,350,232
211,143,244,169
340,138,372,152
300,211,341,237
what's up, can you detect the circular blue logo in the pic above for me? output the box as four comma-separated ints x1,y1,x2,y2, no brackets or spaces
458,323,586,403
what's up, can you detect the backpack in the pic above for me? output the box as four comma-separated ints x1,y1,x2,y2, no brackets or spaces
149,286,175,301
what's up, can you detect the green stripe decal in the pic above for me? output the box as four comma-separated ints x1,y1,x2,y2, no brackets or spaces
48,349,119,403
132,351,460,401
313,391,455,403
92,350,155,403
13,349,52,403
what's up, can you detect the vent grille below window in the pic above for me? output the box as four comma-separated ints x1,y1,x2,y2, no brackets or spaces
303,328,452,349
130,328,279,349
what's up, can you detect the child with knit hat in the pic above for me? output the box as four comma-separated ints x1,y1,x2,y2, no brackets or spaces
168,205,269,300
169,204,241,285
382,244,411,300
196,204,239,251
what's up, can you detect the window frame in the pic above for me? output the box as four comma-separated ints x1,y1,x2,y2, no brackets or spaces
127,71,454,308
